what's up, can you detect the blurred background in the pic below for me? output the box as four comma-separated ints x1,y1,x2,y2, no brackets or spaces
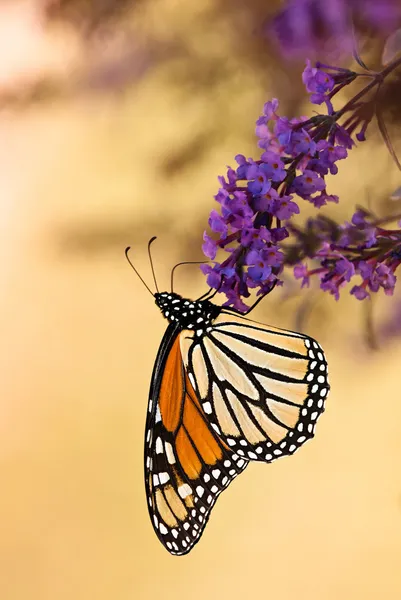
1,1,401,598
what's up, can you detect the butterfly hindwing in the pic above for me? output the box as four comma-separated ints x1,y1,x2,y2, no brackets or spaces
145,326,248,555
180,312,329,464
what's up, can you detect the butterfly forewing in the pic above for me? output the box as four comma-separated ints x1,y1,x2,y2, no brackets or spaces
180,312,329,464
145,326,248,556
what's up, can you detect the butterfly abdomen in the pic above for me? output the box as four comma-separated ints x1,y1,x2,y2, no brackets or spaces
155,292,221,335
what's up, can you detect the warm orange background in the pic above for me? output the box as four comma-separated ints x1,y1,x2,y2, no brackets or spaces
1,3,401,599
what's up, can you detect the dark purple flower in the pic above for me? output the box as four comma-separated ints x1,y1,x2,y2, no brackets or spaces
334,258,355,281
310,190,339,208
291,169,326,198
221,191,254,229
273,116,295,150
259,151,287,182
358,260,374,280
263,99,279,120
246,162,273,195
351,210,377,247
351,209,369,227
261,246,284,268
283,128,317,157
200,263,222,289
370,263,396,294
303,60,335,96
246,250,273,282
235,154,249,179
350,284,369,300
271,227,290,242
294,263,310,287
301,61,336,113
253,186,279,212
214,187,229,205
202,232,217,259
222,289,250,312
270,195,300,220
320,276,340,300
208,209,228,237
315,140,348,174
332,125,354,150
220,265,237,278
241,226,272,247
217,169,237,191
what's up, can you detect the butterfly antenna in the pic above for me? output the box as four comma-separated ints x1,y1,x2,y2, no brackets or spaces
148,236,159,293
125,246,155,296
171,261,209,292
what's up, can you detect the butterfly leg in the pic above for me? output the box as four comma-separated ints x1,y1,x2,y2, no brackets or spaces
222,294,266,316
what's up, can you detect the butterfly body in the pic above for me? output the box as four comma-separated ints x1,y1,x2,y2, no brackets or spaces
145,292,329,555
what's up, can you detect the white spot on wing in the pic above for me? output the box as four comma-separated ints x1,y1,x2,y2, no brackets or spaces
178,484,192,499
189,372,197,390
159,472,170,484
203,401,212,414
196,486,204,497
165,442,176,464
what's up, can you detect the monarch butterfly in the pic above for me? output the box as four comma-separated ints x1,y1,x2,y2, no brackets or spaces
127,240,329,556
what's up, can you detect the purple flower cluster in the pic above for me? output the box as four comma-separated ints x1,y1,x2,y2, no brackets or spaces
202,63,357,309
291,210,401,300
302,61,358,115
202,54,401,309
269,0,401,60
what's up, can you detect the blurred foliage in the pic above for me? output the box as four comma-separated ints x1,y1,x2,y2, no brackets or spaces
2,0,305,109
45,0,137,32
7,0,397,122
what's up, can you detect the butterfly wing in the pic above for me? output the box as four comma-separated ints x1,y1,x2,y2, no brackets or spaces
180,312,329,463
145,324,248,555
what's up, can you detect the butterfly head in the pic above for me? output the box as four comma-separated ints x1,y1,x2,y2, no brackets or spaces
155,292,182,313
155,292,221,333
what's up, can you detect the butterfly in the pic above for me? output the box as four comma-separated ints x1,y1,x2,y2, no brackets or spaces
127,241,329,556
